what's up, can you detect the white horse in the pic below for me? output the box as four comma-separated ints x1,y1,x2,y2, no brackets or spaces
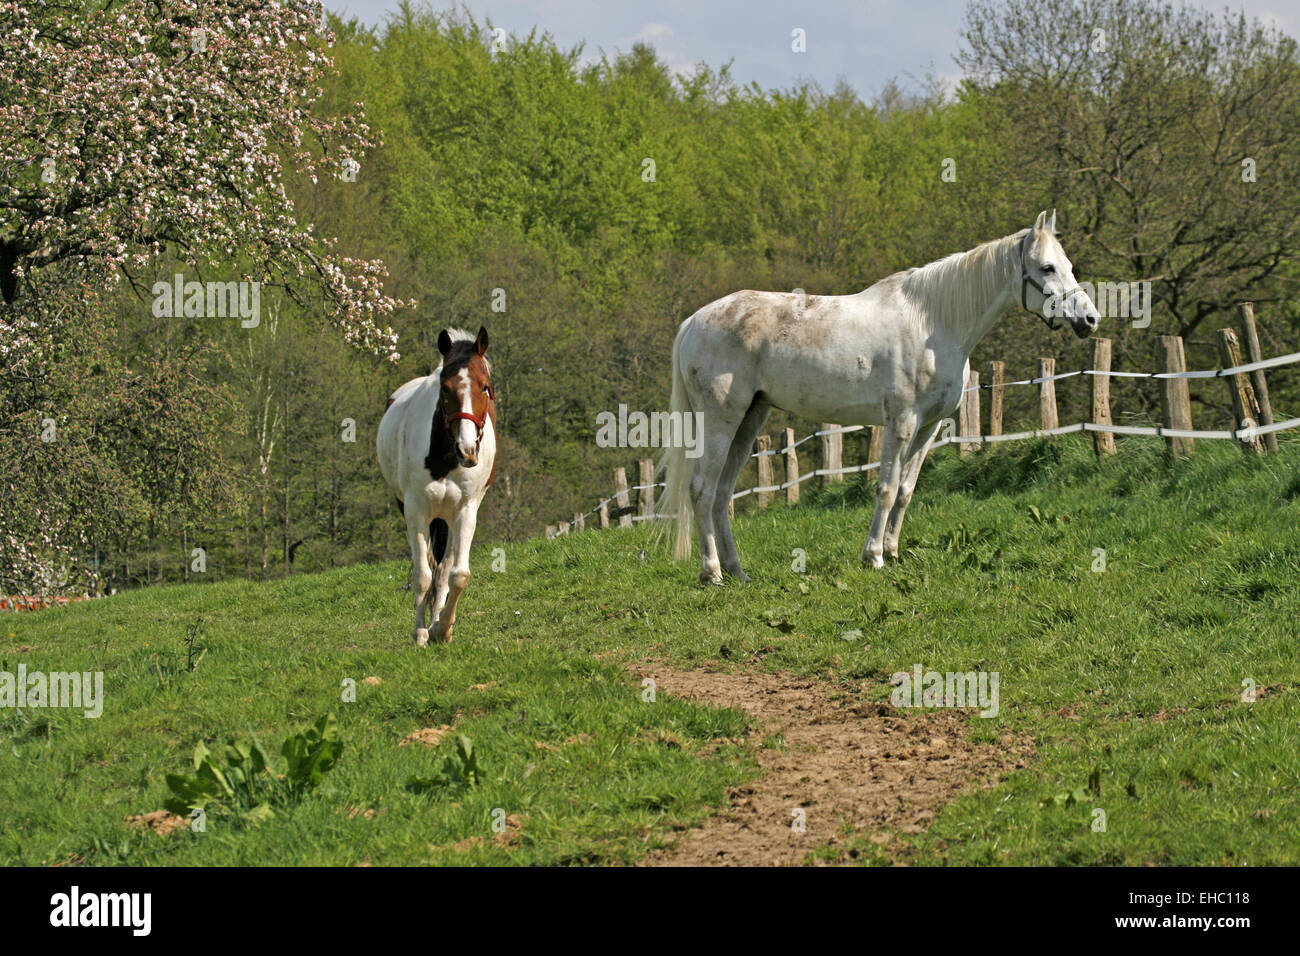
662,211,1100,584
377,327,496,644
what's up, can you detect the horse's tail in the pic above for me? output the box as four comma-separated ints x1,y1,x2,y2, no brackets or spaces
658,319,694,562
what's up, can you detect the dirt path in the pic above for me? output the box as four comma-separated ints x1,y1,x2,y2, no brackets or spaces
636,664,1032,866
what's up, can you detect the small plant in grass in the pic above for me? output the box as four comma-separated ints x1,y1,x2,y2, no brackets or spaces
183,619,207,672
406,735,483,794
149,619,209,689
1041,765,1104,809
164,713,343,825
91,834,143,863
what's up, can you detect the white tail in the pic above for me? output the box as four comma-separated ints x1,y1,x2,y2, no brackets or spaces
658,320,694,561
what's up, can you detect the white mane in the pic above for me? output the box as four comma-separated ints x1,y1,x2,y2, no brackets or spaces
900,230,1026,342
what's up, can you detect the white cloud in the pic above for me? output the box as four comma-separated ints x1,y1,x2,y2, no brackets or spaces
635,22,674,42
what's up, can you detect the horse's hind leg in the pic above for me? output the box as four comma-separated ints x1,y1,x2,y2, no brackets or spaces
713,398,769,581
690,411,746,585
883,420,941,559
427,518,451,626
430,518,448,565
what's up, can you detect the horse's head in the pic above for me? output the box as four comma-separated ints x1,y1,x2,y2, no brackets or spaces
436,325,493,468
1018,209,1099,339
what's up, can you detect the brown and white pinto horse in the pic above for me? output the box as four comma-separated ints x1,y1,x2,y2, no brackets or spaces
377,327,496,645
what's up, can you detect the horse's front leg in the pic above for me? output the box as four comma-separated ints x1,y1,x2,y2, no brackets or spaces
862,415,914,568
432,502,479,643
883,420,941,559
406,515,434,646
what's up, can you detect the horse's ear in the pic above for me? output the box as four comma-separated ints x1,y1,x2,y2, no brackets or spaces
1047,209,1058,235
437,329,453,357
475,326,489,356
1033,210,1048,234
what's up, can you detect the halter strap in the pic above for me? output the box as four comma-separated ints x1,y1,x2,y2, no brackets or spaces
443,385,494,437
445,410,488,434
1019,231,1085,330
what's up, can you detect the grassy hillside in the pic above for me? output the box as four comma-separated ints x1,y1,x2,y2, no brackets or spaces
3,435,1298,865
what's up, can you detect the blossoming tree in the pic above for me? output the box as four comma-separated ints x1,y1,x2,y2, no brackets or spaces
0,0,408,594
0,0,406,360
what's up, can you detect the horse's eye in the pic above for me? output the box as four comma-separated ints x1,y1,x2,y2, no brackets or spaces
1041,264,1055,274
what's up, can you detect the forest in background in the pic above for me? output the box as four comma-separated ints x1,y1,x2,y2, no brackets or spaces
3,0,1299,594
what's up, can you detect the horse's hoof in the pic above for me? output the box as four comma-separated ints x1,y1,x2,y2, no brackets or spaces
861,550,885,569
726,568,751,583
698,569,723,585
414,628,430,647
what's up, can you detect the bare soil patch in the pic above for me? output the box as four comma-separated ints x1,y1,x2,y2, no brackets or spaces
125,810,189,838
637,663,1032,866
400,724,454,748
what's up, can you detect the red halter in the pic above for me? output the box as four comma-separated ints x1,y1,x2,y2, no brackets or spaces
443,384,493,437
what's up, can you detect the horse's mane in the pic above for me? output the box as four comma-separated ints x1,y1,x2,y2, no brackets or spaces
900,229,1028,338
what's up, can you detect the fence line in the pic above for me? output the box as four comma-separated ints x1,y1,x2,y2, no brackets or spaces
545,307,1296,538
961,349,1300,393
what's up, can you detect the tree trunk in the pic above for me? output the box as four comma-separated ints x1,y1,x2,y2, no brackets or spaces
260,484,269,577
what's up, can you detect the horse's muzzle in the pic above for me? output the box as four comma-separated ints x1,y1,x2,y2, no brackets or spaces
455,441,479,468
1070,311,1100,338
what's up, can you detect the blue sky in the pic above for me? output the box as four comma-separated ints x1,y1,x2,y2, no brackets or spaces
328,0,1300,99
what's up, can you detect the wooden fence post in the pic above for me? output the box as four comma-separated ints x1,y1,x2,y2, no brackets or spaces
1091,337,1116,460
1038,358,1058,432
959,369,981,456
558,520,569,536
756,435,774,509
1215,328,1264,456
783,427,800,505
598,499,609,529
546,525,557,539
614,467,633,528
1156,335,1194,458
573,512,584,532
1237,303,1278,453
821,424,842,485
637,458,655,519
987,360,1005,437
868,426,883,474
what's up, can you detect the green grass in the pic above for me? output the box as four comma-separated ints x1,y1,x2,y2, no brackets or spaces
4,434,1299,865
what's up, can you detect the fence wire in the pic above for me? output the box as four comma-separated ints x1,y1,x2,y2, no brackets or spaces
550,350,1300,534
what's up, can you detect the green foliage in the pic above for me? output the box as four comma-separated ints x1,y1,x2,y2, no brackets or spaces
405,734,484,793
165,713,342,824
280,713,345,796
